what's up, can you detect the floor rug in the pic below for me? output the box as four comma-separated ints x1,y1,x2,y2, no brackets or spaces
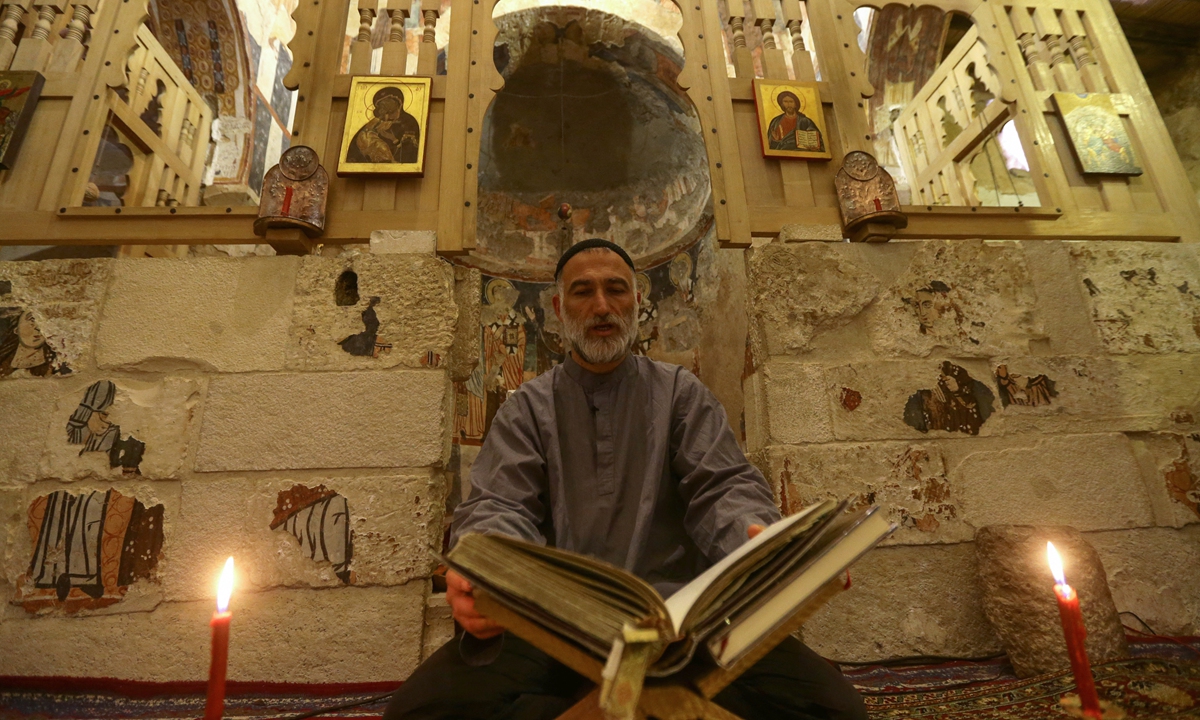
2,638,1198,719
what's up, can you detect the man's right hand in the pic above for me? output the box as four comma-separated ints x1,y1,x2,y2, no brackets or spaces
446,569,505,639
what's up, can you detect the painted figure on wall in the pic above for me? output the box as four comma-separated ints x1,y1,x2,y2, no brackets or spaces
339,296,393,358
271,484,353,584
768,91,824,153
19,489,164,612
995,365,1057,407
346,87,421,164
912,280,955,334
65,380,146,472
904,362,995,435
0,308,60,377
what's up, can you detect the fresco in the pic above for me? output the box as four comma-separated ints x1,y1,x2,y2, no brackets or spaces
65,381,146,473
0,307,67,378
903,362,995,435
995,364,1057,407
17,489,164,612
271,484,353,584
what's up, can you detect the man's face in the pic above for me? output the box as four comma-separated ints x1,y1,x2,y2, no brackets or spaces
781,96,798,114
17,312,43,348
915,290,940,328
553,249,641,366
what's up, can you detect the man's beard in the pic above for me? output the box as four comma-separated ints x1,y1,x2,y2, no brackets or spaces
561,304,639,367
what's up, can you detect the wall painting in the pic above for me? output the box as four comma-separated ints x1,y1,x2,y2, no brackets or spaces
18,489,164,613
271,484,353,584
66,381,146,473
0,307,68,378
903,362,995,435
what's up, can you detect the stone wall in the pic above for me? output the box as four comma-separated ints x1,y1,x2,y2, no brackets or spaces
0,252,478,682
744,239,1200,661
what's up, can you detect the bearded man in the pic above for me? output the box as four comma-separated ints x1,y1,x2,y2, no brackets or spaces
383,239,867,720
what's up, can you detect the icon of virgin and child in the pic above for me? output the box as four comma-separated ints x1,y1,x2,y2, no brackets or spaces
768,90,824,153
346,86,421,164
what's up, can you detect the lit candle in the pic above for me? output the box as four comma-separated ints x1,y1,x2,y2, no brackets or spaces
1047,542,1102,719
204,557,235,720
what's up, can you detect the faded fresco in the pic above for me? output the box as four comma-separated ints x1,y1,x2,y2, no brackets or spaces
270,484,354,584
17,489,164,612
65,381,146,473
0,307,67,378
1163,434,1200,521
995,364,1057,407
903,362,995,435
445,236,712,540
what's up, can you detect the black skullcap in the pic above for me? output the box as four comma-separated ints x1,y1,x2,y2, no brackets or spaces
554,238,635,281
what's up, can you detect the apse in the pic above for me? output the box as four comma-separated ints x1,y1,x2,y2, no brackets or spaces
469,5,712,281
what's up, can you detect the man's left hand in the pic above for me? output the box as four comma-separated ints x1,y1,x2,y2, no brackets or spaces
748,524,764,539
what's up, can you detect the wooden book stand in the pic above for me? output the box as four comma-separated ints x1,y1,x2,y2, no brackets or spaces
473,578,844,720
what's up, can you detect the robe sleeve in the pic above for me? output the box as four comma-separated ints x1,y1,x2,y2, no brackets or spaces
669,369,780,563
449,387,549,549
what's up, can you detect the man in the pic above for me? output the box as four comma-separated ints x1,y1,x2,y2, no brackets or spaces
384,239,867,720
768,91,825,153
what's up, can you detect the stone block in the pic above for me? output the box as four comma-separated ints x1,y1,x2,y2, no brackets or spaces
447,265,482,383
1088,526,1200,637
195,371,450,472
865,240,1044,358
753,442,971,545
164,474,445,601
743,362,833,451
1069,242,1200,354
947,434,1156,532
801,542,1001,662
1129,433,1200,528
40,376,200,481
0,258,111,376
5,479,180,616
745,242,881,356
975,525,1127,677
287,255,460,371
370,230,438,254
0,379,63,483
1021,242,1104,355
96,258,299,372
0,584,427,682
422,593,454,661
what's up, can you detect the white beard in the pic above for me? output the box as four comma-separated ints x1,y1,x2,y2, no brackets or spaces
561,304,639,367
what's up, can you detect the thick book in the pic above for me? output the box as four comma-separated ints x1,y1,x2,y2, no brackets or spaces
444,500,894,675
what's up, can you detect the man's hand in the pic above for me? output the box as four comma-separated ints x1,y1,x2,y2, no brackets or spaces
446,569,505,640
748,524,765,540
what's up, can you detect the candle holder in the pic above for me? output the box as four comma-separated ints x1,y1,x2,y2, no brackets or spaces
1059,694,1126,719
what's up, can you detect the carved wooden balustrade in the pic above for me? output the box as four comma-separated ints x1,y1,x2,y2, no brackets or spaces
0,0,1195,250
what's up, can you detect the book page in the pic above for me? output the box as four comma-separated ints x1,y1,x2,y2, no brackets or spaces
662,503,831,634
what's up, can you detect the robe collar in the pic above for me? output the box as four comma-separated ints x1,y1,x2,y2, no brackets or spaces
563,351,635,393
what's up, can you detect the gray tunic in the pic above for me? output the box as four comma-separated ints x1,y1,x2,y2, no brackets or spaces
451,354,780,592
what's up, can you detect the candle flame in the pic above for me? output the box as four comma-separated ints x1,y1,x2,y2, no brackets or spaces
1047,542,1066,586
216,557,234,613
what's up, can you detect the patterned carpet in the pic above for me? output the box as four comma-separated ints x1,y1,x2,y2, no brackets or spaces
2,638,1198,719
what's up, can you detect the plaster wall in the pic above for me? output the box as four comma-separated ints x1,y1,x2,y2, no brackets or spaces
0,253,476,683
745,239,1200,661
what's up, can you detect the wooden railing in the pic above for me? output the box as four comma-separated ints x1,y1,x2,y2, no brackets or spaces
0,0,1196,250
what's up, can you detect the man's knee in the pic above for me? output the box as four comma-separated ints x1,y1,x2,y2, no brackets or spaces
717,637,867,720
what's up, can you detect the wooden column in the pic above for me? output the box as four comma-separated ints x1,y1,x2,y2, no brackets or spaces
726,2,753,79
1009,6,1053,92
46,0,94,70
349,0,376,74
752,0,787,79
417,5,438,76
380,0,410,75
10,0,63,71
0,0,32,70
1032,6,1082,92
1059,10,1108,92
782,0,814,82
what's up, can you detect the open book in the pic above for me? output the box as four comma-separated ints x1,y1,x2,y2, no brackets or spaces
444,500,895,675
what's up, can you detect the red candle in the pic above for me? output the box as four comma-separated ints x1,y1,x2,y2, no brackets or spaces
204,557,235,720
1047,542,1102,719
